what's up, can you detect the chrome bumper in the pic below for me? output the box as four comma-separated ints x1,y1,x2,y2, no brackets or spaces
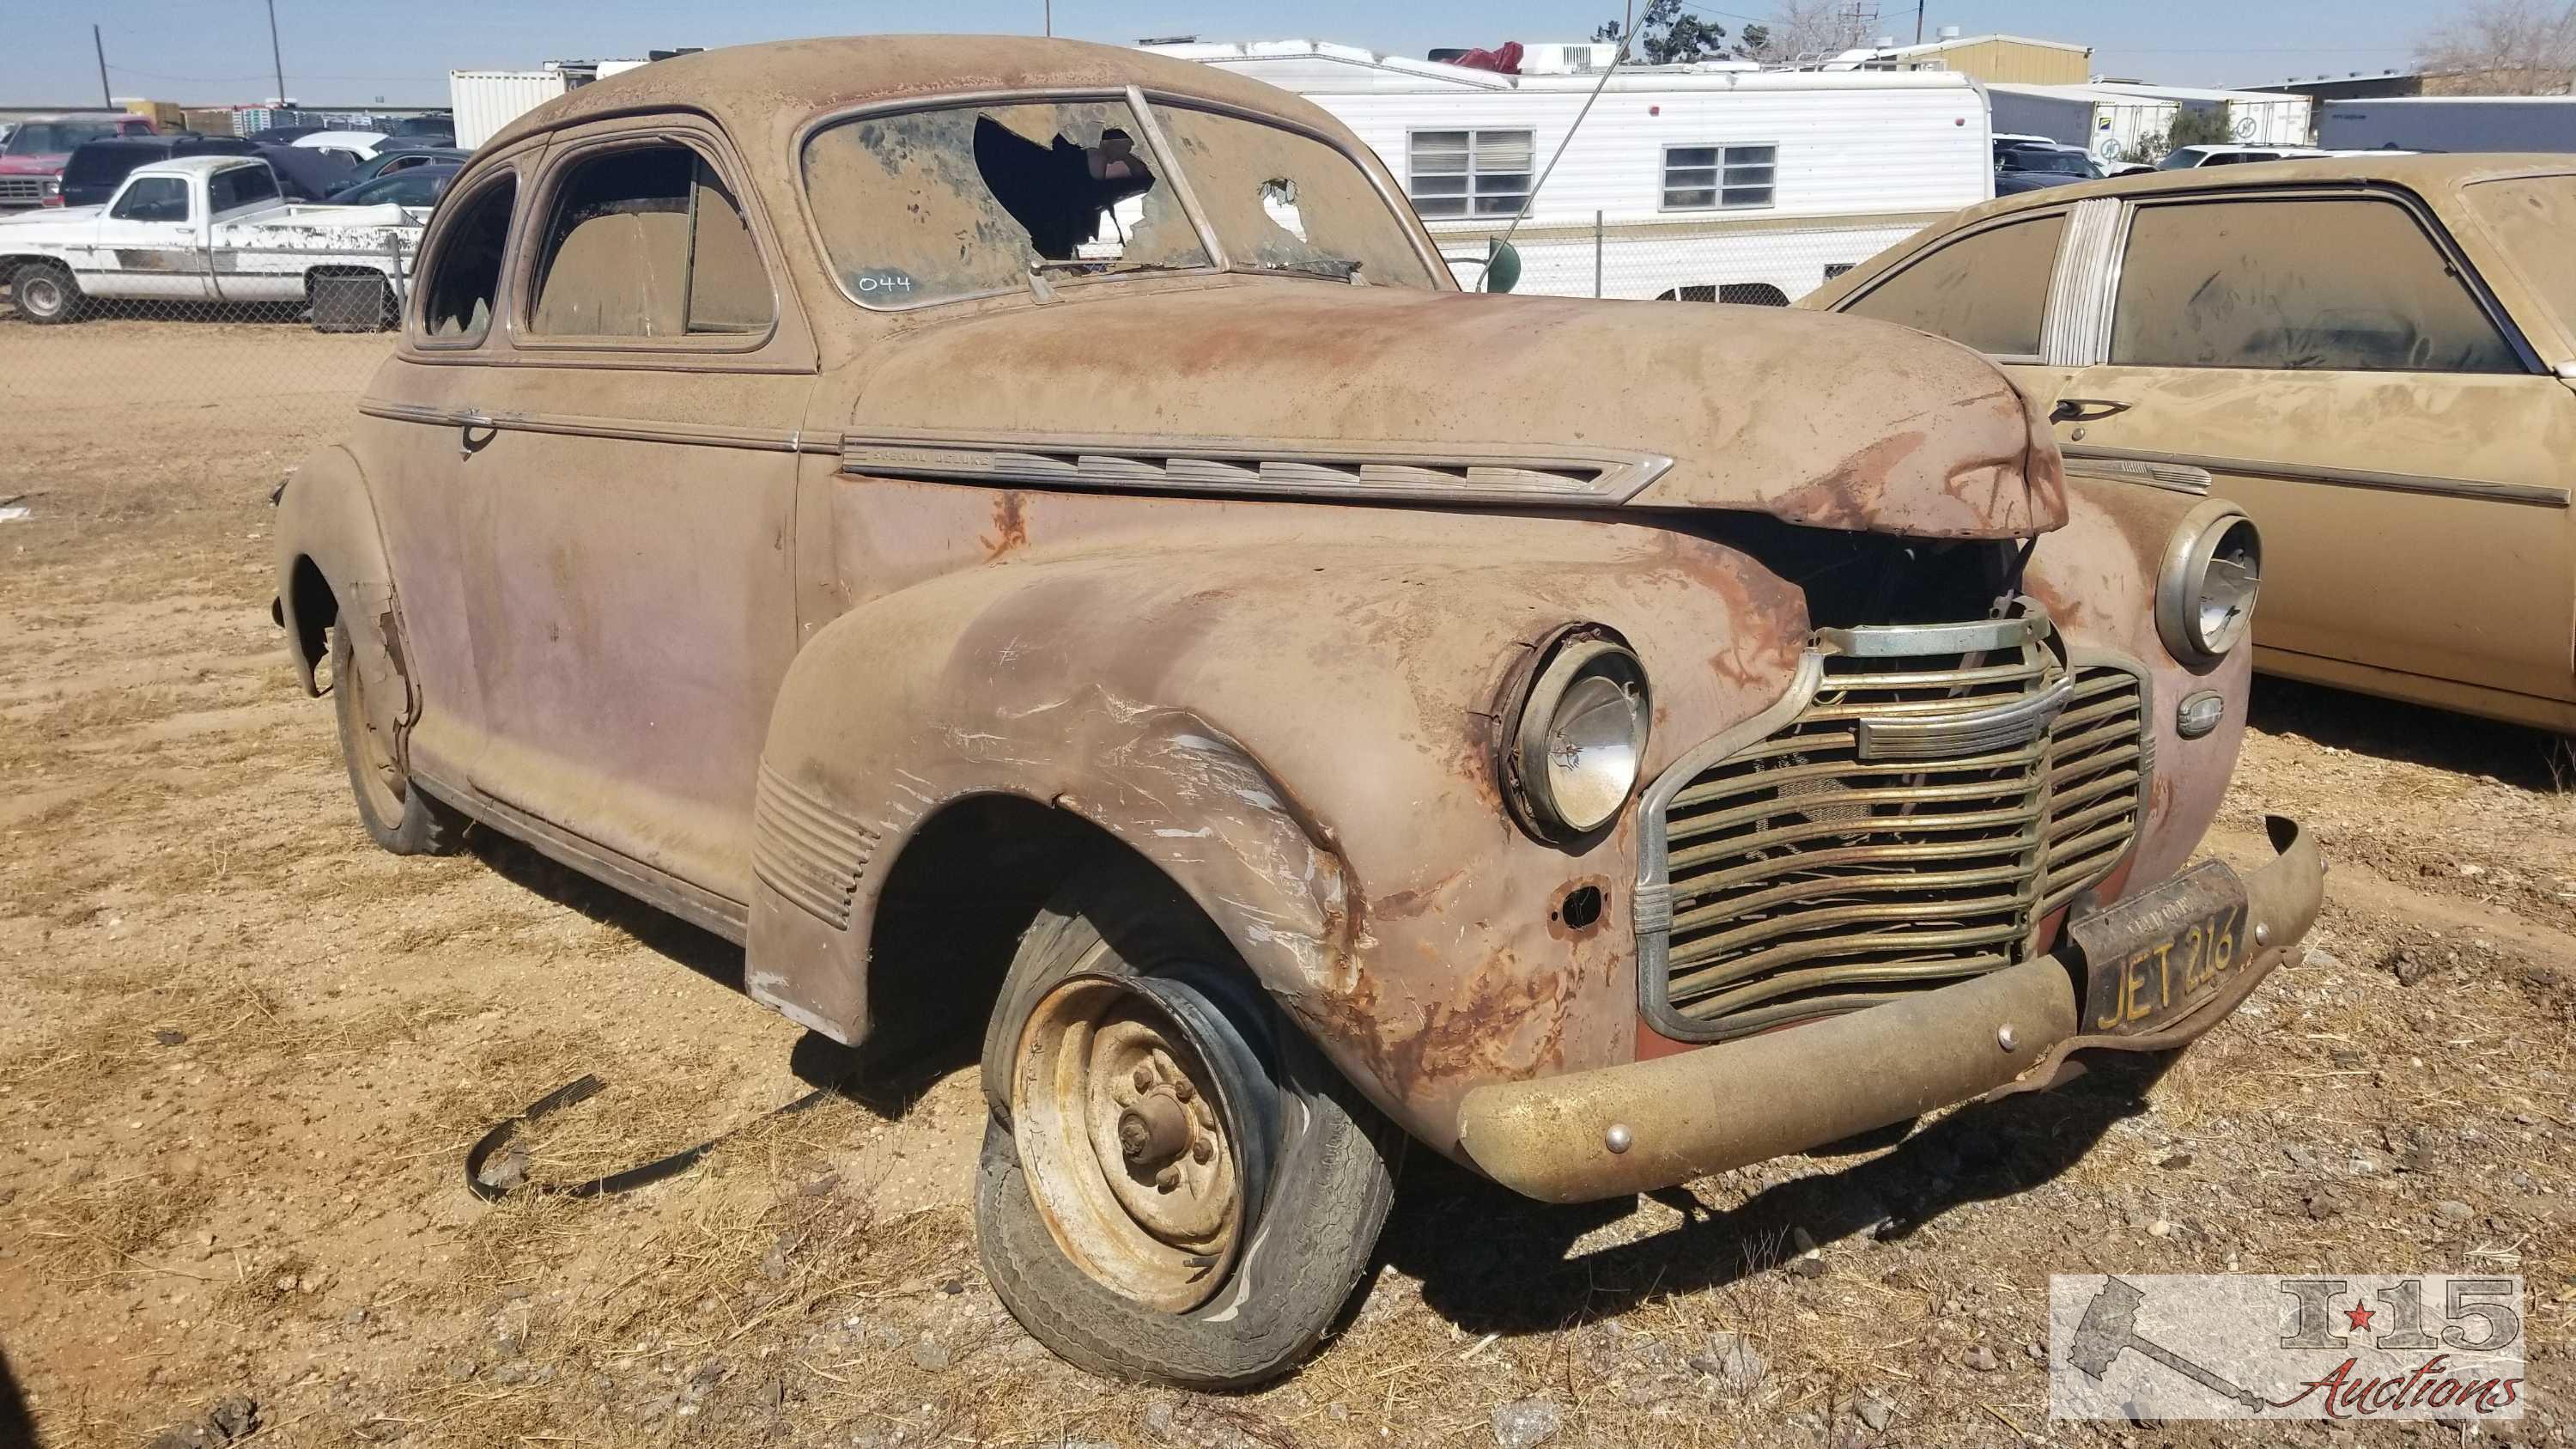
1455,817,2323,1203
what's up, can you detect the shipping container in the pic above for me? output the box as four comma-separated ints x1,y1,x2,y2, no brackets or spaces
1151,40,1993,303
448,68,578,149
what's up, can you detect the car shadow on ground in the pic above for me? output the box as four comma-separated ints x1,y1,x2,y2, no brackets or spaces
1377,1055,2172,1337
465,829,972,1118
2245,674,2567,790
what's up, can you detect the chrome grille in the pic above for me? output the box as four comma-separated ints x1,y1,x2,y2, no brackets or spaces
0,179,46,204
1641,622,2148,1042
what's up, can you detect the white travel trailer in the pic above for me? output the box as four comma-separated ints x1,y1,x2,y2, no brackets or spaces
1149,40,1994,303
1986,83,2182,165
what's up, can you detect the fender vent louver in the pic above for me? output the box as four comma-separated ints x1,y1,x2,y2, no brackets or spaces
841,434,1666,504
751,762,880,931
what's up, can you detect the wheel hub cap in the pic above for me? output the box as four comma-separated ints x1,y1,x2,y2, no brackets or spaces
1010,972,1256,1312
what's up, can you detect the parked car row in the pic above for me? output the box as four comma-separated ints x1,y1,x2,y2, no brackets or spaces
1,112,161,207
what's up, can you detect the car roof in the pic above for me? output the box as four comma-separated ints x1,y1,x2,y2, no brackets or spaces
295,130,387,146
1936,150,2576,226
129,155,270,180
483,34,1348,183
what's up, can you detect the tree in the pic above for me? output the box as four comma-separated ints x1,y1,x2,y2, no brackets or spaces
1594,0,1732,64
1731,0,1868,64
2129,106,2235,164
2414,0,2576,94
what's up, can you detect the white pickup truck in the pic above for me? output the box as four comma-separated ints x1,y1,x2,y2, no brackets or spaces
0,155,424,331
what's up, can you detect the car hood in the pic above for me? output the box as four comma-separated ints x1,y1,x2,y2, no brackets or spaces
0,204,100,225
845,282,2063,539
0,154,68,176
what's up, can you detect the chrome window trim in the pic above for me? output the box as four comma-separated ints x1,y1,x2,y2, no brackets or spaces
2042,196,2124,368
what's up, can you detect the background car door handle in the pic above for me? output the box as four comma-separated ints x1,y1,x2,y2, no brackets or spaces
2050,398,2133,424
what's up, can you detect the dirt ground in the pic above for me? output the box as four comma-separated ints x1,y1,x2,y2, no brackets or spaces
0,319,2567,1449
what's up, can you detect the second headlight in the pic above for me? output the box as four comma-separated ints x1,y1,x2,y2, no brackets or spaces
2157,500,2263,664
1510,633,1651,838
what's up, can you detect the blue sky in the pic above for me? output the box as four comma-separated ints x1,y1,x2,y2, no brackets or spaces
12,0,2431,109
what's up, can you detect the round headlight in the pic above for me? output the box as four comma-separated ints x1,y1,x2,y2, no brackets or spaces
2156,502,2262,664
1510,636,1651,837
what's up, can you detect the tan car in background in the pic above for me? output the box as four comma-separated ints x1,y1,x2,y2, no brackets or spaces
1807,156,2576,732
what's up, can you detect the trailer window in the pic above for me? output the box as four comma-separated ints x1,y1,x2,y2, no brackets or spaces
1407,130,1532,218
1662,144,1777,210
1841,214,2064,359
528,143,775,338
111,176,189,222
2111,197,2518,373
419,174,514,344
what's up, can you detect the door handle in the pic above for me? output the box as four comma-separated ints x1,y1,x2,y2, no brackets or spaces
2050,397,2132,424
456,411,496,460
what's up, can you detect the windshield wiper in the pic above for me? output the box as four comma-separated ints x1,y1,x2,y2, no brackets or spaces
1240,259,1365,283
1026,258,1205,276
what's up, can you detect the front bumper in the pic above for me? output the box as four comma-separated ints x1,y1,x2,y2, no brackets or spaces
1455,816,2322,1203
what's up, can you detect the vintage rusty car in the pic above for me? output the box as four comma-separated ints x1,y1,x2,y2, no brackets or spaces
1808,155,2576,731
271,37,2320,1385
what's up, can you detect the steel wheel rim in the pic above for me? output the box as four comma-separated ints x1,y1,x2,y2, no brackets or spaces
1010,971,1258,1312
21,275,64,317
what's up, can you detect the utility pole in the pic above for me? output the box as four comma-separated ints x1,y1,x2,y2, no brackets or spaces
94,25,112,108
1915,0,1926,44
265,0,287,106
1043,0,1051,37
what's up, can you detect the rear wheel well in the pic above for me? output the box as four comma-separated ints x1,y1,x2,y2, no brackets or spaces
288,555,337,677
860,796,1120,1056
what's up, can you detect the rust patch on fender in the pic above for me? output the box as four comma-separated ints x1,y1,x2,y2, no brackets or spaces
983,490,1029,558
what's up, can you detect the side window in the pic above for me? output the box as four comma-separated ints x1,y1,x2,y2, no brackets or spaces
112,176,189,222
2112,198,2520,373
527,143,776,338
209,164,277,213
1841,213,2066,359
1406,130,1533,218
1662,144,1777,211
419,174,515,344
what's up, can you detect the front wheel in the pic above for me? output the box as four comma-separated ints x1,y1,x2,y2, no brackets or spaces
328,622,465,855
975,859,1398,1387
10,260,82,325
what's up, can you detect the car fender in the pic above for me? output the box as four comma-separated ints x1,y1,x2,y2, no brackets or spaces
743,513,1809,1139
272,443,411,734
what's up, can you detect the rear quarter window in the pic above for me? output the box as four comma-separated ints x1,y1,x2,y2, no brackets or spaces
1840,213,2066,358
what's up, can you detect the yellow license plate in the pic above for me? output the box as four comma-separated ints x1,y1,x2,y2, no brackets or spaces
2065,861,2250,1035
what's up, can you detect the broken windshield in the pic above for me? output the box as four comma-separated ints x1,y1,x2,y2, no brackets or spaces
801,97,1436,307
1145,105,1437,290
803,100,1211,307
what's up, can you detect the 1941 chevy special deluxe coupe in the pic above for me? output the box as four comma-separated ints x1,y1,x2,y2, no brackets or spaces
272,37,2320,1385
